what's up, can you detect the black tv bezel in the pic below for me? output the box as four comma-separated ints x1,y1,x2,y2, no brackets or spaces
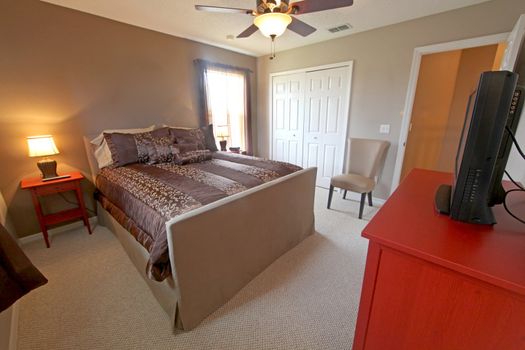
488,86,524,206
436,70,519,225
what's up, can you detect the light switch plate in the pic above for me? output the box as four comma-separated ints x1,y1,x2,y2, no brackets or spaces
379,124,390,134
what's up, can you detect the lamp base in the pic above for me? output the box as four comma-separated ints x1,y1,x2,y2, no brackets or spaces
219,140,227,152
37,159,59,179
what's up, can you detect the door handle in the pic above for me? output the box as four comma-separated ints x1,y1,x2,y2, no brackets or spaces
313,137,318,140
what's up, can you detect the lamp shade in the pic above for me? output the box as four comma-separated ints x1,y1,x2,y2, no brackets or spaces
254,13,292,38
216,126,230,139
27,135,59,157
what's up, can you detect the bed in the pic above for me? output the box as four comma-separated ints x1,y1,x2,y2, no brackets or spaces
83,130,316,331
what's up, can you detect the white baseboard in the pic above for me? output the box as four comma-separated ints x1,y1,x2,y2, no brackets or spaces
19,217,98,246
9,302,19,350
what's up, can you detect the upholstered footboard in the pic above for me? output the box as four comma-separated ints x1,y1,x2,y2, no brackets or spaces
167,166,317,330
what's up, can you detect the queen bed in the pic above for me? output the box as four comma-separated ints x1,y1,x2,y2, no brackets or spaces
83,126,316,331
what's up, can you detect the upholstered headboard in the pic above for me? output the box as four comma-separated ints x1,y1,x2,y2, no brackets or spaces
83,136,100,183
0,191,9,230
0,190,16,350
0,190,17,236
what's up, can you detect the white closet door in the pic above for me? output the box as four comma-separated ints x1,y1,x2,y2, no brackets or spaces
271,73,305,166
303,67,351,188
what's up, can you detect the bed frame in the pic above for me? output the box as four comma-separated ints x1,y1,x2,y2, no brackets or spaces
83,137,316,331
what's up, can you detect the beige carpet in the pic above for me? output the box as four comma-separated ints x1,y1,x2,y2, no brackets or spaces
18,188,378,350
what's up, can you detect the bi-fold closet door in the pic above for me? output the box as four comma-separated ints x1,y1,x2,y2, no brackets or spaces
272,65,352,188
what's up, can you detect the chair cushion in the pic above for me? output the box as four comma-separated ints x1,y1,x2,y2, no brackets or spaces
330,173,375,193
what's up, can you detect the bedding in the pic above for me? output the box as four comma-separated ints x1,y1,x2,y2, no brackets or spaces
169,127,206,150
163,124,219,152
104,127,178,166
93,125,219,170
90,125,156,169
199,124,219,152
95,151,301,281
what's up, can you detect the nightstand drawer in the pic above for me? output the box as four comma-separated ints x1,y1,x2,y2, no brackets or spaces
33,181,78,196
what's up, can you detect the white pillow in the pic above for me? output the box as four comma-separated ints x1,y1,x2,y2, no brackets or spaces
90,125,155,169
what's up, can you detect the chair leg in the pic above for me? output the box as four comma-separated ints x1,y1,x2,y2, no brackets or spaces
343,190,348,199
368,192,373,207
359,193,366,219
327,185,334,209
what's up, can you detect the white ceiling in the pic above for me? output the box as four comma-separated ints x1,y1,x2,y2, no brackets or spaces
41,0,491,57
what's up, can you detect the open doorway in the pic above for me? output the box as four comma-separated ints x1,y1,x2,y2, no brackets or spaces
392,15,525,193
399,43,506,180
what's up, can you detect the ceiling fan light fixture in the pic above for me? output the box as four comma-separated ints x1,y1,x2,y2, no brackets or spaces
254,12,292,38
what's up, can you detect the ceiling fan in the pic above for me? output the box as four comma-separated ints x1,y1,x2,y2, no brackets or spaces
195,0,354,40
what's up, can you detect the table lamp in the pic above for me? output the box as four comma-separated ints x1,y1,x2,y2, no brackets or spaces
216,126,229,152
27,135,65,181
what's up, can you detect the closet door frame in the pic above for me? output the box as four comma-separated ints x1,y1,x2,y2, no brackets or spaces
269,61,354,177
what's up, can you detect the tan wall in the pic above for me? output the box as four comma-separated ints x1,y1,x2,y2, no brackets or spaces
257,0,525,198
0,0,256,237
400,50,462,180
437,45,498,171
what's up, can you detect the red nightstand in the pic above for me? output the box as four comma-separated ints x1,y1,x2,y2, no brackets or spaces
21,171,92,248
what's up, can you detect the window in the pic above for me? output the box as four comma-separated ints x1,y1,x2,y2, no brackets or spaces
195,59,252,154
205,68,246,151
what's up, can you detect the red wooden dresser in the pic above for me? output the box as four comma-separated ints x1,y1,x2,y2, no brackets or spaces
353,169,525,350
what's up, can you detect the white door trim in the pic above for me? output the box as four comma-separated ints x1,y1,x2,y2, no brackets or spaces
390,33,509,194
269,60,354,164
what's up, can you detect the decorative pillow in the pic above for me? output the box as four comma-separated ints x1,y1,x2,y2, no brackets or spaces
103,132,139,167
105,127,178,166
200,124,219,152
153,136,180,163
90,125,155,169
176,143,201,154
163,125,218,151
176,149,213,165
134,128,178,164
169,127,206,150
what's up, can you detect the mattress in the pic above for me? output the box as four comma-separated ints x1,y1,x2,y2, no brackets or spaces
95,152,301,281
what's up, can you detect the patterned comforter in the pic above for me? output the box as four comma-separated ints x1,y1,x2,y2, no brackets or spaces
96,152,301,281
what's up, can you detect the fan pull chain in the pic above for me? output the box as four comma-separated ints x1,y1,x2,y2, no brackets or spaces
270,34,276,60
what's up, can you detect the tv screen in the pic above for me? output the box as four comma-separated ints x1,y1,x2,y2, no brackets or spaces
435,70,521,224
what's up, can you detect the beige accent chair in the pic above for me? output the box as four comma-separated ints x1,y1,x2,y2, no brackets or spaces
328,138,390,219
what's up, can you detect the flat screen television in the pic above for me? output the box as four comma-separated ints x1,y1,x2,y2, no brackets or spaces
435,70,523,224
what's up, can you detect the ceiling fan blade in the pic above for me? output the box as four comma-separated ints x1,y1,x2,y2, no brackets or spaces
195,5,253,15
288,17,316,37
237,24,259,38
291,0,353,14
